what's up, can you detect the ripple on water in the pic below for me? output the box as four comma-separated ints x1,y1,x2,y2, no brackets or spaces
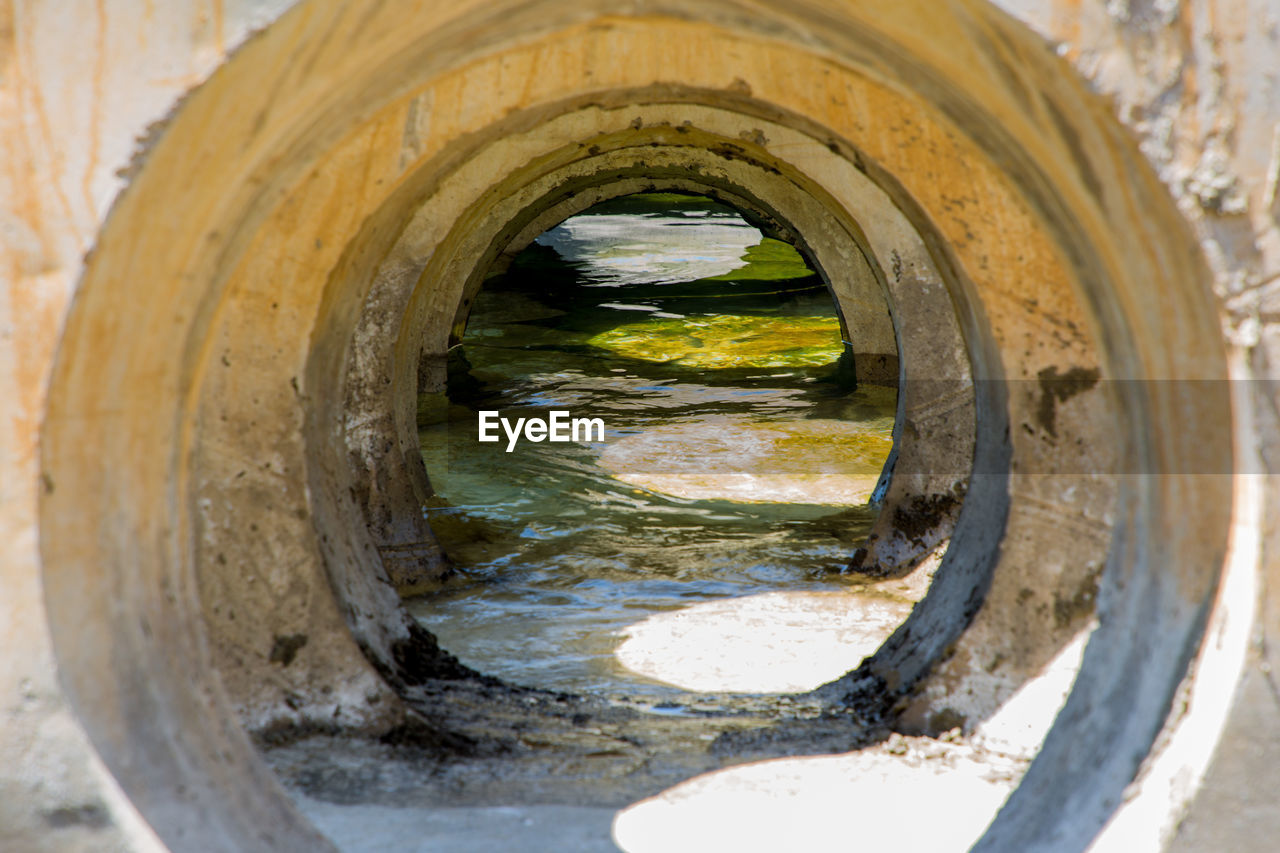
598,416,891,506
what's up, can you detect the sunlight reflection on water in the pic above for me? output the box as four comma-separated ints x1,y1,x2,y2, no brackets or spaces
536,211,761,286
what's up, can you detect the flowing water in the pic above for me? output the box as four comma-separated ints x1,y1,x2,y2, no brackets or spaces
409,194,900,701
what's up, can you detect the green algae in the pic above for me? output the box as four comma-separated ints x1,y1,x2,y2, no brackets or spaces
586,314,844,369
590,192,723,211
704,237,814,282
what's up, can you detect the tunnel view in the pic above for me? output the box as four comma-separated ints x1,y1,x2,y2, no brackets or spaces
18,2,1269,852
411,192,908,697
262,191,999,851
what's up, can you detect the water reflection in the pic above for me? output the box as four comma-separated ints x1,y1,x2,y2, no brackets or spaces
533,193,784,286
599,416,891,505
411,193,899,697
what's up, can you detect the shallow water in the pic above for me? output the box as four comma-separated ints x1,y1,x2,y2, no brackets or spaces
410,194,898,699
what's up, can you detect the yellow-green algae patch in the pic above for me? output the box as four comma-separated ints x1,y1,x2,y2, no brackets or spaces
587,314,844,369
598,416,891,505
704,237,814,281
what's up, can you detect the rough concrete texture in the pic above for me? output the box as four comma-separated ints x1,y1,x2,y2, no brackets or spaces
0,1,1276,852
348,100,974,587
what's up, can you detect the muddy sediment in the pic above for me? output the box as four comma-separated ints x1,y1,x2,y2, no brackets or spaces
266,675,890,809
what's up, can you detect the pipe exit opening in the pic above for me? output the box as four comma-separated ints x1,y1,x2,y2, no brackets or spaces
409,192,915,698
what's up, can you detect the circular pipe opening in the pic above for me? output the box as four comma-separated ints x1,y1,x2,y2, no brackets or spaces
34,3,1235,851
411,189,906,696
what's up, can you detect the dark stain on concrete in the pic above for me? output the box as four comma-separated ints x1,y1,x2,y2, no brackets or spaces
43,803,111,830
892,491,963,545
1036,365,1100,438
1043,95,1105,203
252,716,343,749
1053,568,1100,629
387,621,481,684
269,633,309,667
927,707,967,734
379,712,479,755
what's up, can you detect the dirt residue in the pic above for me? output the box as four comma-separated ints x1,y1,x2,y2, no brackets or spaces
1035,365,1100,438
266,676,887,810
386,622,483,685
892,491,964,546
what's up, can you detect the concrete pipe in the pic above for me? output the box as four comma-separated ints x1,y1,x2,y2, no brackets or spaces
3,0,1277,851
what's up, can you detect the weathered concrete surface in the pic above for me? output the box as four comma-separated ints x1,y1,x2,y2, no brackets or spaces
1,3,300,850
992,2,1280,849
0,1,1276,852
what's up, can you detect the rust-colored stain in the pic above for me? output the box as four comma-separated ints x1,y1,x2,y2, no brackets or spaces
85,0,106,222
8,10,77,236
2,16,72,475
211,0,225,57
